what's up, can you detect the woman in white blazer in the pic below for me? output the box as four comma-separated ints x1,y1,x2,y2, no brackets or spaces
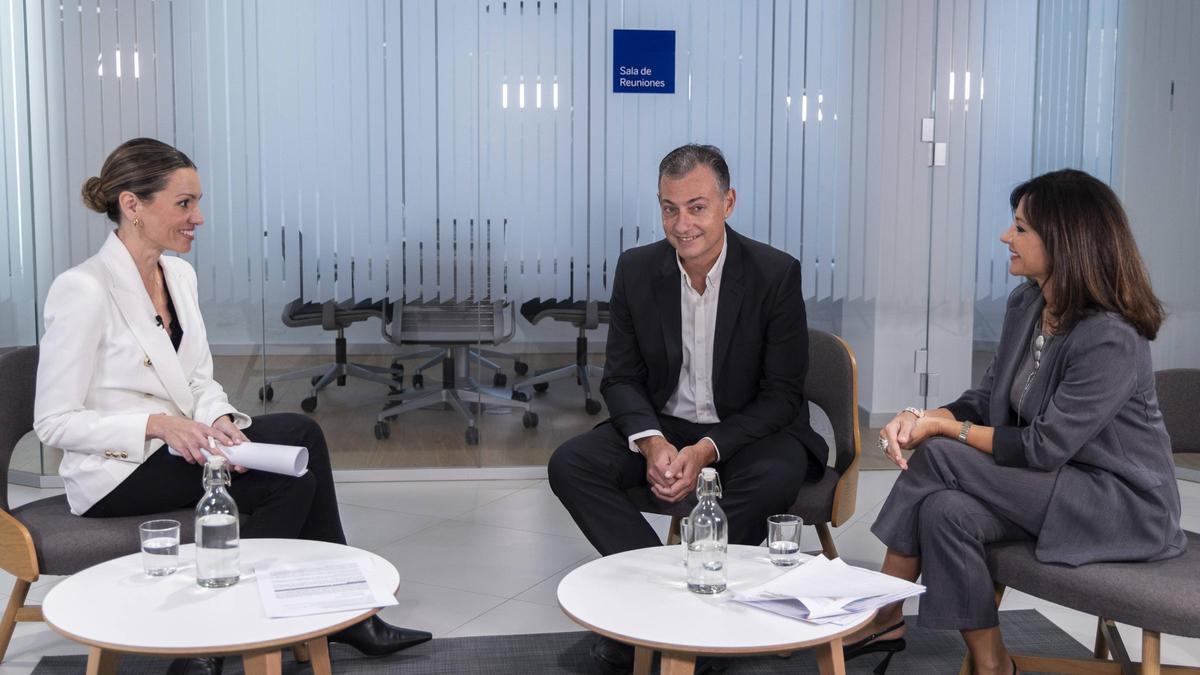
34,138,429,675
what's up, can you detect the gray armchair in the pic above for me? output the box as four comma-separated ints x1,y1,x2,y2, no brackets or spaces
625,329,862,558
0,346,193,663
973,367,1200,674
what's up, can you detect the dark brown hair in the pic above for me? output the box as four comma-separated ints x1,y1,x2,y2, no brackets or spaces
659,144,731,193
1010,169,1164,339
81,137,196,223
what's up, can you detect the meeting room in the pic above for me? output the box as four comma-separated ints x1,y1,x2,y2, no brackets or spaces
1,0,1199,673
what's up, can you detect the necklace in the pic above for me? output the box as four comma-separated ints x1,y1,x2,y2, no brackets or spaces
1016,320,1051,426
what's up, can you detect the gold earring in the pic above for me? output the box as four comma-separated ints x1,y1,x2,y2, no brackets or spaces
132,217,142,228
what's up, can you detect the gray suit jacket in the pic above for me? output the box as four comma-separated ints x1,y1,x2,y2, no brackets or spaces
944,282,1186,566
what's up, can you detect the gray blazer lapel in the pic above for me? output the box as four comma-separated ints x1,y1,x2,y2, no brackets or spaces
990,285,1044,425
98,234,196,416
653,248,683,389
712,227,744,384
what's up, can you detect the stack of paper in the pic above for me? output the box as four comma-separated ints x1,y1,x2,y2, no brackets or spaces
733,555,925,626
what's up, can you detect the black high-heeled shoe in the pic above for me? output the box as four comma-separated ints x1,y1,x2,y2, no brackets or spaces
843,621,906,674
328,615,432,657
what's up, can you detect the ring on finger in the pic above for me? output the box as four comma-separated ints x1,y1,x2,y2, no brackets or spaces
877,437,890,453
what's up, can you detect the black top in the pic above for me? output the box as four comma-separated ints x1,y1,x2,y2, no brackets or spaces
159,286,183,352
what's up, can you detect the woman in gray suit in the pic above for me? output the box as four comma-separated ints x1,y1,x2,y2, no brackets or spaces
845,169,1186,675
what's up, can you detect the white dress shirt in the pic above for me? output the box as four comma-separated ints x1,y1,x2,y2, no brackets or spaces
628,237,727,459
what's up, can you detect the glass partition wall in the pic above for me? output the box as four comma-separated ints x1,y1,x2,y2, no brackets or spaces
4,0,1197,482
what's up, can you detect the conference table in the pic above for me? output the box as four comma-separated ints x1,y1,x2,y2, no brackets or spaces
42,538,399,675
557,544,873,675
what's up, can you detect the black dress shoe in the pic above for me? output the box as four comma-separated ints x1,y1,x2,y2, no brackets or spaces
590,635,634,674
328,615,432,657
165,656,224,675
843,621,906,675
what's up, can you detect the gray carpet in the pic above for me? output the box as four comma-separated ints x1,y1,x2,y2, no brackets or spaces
33,610,1091,673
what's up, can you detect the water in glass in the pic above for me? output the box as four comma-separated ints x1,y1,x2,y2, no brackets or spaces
139,519,180,576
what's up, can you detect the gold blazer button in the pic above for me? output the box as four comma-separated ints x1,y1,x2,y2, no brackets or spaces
144,356,153,367
119,451,129,459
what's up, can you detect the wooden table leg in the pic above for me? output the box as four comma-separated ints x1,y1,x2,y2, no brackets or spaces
633,645,654,675
85,646,120,675
660,651,697,675
292,640,311,663
308,636,332,675
815,638,846,675
242,649,283,675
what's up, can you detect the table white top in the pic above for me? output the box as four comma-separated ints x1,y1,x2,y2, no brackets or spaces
42,538,399,655
557,545,873,654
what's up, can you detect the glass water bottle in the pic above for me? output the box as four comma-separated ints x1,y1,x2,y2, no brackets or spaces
195,455,240,588
686,467,728,594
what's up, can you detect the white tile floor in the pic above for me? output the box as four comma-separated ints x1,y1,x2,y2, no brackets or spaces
3,475,1199,673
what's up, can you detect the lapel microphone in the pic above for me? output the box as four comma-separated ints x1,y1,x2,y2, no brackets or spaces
155,314,164,327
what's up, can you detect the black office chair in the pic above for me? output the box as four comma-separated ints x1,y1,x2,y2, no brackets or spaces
260,297,401,412
511,297,610,415
375,298,537,445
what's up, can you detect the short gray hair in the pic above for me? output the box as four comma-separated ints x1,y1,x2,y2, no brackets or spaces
658,144,731,193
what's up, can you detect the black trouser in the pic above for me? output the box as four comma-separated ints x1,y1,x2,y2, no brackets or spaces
869,437,1057,630
85,413,346,544
548,417,809,556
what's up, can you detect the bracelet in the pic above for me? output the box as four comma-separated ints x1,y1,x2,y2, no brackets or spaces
957,420,973,443
902,406,924,419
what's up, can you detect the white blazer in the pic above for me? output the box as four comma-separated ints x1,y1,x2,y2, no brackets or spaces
34,231,251,515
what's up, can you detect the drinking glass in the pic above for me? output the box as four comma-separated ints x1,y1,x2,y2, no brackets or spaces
679,516,692,565
767,514,802,567
139,519,181,576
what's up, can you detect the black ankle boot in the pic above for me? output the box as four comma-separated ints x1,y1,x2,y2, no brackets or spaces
165,656,224,675
328,615,432,657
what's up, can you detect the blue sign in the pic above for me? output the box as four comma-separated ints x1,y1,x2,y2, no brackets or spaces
613,29,675,94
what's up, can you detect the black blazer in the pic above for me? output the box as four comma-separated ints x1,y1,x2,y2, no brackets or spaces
600,225,827,468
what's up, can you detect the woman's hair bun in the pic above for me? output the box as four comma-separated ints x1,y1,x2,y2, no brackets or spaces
81,176,108,214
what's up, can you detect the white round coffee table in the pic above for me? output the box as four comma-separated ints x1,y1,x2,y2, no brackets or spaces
42,538,399,675
558,544,872,675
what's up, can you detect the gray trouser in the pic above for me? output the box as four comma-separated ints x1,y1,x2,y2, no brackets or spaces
870,437,1058,630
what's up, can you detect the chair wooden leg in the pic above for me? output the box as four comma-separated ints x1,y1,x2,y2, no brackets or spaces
815,523,838,559
666,516,682,545
0,579,31,663
1142,630,1161,675
292,641,311,663
1094,616,1110,659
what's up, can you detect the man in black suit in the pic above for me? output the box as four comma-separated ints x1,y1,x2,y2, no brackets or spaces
548,144,826,560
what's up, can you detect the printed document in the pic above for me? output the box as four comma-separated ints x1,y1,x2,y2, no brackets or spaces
256,557,398,618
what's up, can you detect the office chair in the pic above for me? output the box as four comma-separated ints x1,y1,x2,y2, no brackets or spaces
375,299,537,445
511,298,609,415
